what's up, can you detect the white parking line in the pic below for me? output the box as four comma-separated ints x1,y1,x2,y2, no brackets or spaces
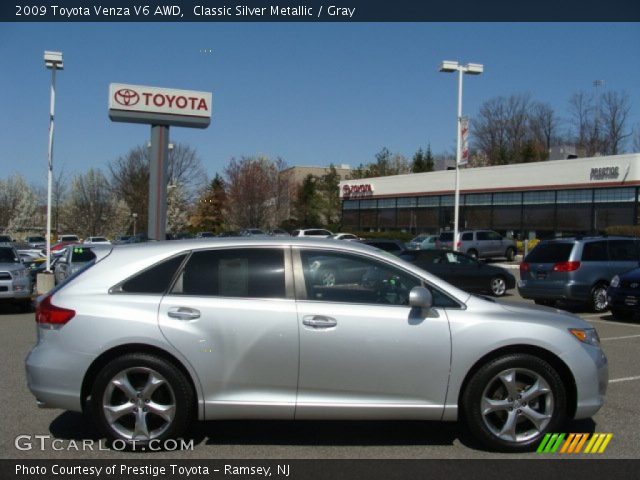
601,334,640,341
584,318,640,328
609,375,640,384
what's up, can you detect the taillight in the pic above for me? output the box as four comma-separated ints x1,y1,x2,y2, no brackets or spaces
519,262,530,274
456,241,462,248
552,261,581,272
36,295,75,326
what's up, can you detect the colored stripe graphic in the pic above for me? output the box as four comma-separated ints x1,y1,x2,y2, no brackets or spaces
537,433,613,454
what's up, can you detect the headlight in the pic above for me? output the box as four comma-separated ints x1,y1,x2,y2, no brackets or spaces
610,275,620,288
569,328,601,347
12,269,27,279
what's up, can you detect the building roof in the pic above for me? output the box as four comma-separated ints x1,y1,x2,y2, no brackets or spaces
339,153,640,199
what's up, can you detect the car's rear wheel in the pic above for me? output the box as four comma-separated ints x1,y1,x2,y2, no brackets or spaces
462,354,567,452
590,283,609,313
505,247,516,262
467,249,478,259
91,353,194,449
490,276,507,297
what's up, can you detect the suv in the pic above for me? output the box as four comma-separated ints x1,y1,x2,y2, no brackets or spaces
439,230,517,261
291,229,333,238
0,244,32,311
518,236,640,312
26,238,607,452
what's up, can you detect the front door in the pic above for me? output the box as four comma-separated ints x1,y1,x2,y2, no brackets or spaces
293,248,453,420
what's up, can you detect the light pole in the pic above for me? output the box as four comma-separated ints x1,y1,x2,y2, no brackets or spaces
439,60,483,251
44,51,63,272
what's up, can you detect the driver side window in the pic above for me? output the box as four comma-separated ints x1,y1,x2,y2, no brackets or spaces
300,250,419,306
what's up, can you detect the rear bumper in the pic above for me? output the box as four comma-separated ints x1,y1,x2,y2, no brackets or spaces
518,281,590,303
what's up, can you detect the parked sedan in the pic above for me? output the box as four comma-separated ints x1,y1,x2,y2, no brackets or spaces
407,234,439,250
26,238,607,453
401,249,516,297
607,268,640,320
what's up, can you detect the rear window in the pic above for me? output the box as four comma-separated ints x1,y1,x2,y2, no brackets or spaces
439,232,453,242
119,254,187,294
525,242,574,263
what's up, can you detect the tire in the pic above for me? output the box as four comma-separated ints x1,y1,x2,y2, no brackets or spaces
610,308,633,321
589,283,609,313
505,247,516,262
91,353,195,449
467,249,478,259
462,354,567,452
489,276,507,297
534,299,554,307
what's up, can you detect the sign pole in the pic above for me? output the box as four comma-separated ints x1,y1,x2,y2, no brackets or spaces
148,125,170,241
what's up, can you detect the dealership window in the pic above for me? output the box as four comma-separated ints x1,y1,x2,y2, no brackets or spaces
492,205,521,230
465,193,492,206
418,196,439,207
523,191,555,205
397,197,417,208
417,208,440,231
378,208,397,228
593,187,636,203
493,192,522,206
593,204,635,230
523,205,555,231
377,198,397,209
556,204,592,232
360,209,377,228
342,210,359,230
462,206,492,229
343,200,360,210
360,199,377,209
557,189,592,204
397,209,416,228
440,195,454,207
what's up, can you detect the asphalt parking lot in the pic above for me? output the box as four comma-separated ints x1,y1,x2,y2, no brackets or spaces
1,272,639,459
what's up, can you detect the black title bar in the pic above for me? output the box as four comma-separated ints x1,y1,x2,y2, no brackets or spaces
4,0,640,22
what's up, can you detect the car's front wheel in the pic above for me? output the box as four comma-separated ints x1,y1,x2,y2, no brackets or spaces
91,353,195,449
462,354,567,452
590,283,609,313
505,247,516,262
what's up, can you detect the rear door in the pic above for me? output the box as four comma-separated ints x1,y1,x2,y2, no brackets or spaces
158,247,299,419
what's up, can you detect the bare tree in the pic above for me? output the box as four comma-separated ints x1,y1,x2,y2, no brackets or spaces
600,91,631,155
109,142,206,233
568,91,598,155
529,102,560,159
224,156,282,229
633,124,640,153
63,169,116,237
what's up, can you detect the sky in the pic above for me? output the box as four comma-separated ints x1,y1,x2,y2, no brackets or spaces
1,22,639,187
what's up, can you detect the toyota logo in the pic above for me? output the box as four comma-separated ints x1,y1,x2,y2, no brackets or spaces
114,88,140,106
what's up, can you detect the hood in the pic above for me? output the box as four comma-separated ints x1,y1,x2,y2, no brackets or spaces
0,262,27,272
498,300,590,329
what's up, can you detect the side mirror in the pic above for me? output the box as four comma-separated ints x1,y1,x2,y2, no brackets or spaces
409,286,433,309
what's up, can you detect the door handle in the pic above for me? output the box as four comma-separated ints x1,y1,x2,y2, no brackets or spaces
302,315,337,328
167,307,201,320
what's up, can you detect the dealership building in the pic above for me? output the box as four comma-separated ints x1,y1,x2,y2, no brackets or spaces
339,153,640,239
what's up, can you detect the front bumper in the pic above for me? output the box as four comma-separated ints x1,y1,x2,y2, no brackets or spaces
569,343,608,419
0,279,32,301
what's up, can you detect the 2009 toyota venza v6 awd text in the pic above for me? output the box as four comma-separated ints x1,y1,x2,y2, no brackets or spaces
25,238,608,452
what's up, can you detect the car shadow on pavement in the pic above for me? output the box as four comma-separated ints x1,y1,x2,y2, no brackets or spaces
49,413,598,452
197,420,462,448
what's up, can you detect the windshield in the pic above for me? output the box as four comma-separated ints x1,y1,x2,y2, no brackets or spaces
0,247,19,263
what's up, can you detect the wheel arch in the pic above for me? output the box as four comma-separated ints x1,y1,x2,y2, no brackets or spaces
81,343,201,418
457,344,577,420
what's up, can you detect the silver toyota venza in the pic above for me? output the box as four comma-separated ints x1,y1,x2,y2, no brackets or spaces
26,238,608,452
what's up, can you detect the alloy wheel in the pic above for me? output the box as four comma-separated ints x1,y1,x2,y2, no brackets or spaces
480,368,554,443
490,277,507,296
102,367,176,441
